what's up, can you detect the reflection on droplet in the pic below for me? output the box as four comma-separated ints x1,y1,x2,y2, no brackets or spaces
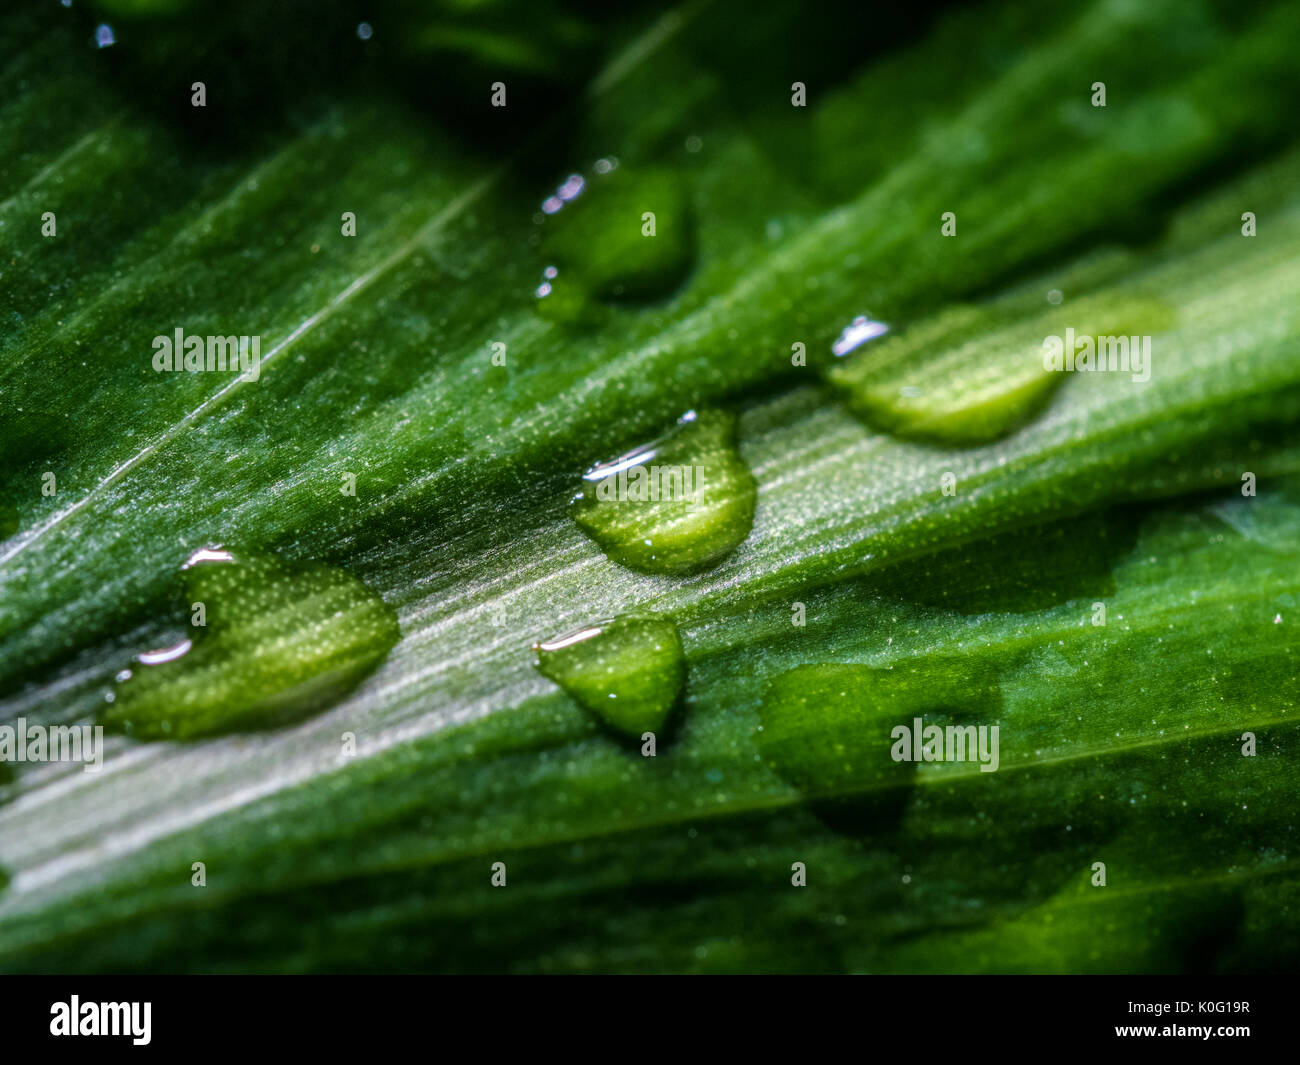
534,614,685,739
136,638,193,666
541,173,586,215
185,546,234,567
102,546,399,741
832,315,890,357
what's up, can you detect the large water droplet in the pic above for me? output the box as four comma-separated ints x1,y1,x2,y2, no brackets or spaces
828,298,1173,446
828,306,1060,446
102,546,400,740
533,614,685,739
760,664,914,800
570,409,757,575
758,660,1001,822
537,165,694,305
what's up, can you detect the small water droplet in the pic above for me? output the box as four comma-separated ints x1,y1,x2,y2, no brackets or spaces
533,615,684,738
102,546,399,740
570,409,756,575
356,22,373,40
94,24,115,49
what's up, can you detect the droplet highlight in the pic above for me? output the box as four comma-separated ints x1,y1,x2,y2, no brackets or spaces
102,545,400,740
831,315,890,357
570,409,757,575
534,614,685,739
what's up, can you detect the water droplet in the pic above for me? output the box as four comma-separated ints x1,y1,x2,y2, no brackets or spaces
570,409,756,575
94,24,115,49
538,166,693,304
533,615,684,738
356,22,373,40
758,660,1001,829
759,664,913,799
101,546,399,741
828,298,1173,446
828,307,1059,446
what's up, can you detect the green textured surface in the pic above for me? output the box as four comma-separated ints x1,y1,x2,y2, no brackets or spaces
1,0,1298,973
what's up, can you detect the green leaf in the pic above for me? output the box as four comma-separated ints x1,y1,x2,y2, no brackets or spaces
1,0,1299,973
